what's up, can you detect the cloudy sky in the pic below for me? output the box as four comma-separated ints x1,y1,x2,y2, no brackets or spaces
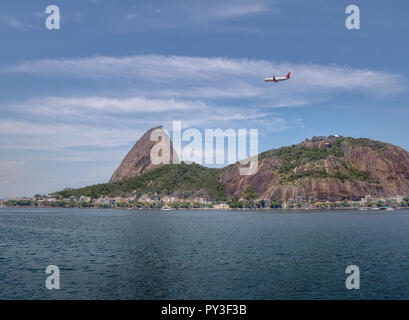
0,0,408,198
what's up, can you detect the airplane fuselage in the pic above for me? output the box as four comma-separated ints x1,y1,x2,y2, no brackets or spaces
264,72,291,83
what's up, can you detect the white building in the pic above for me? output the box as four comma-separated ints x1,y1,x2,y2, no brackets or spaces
213,203,229,210
79,196,92,203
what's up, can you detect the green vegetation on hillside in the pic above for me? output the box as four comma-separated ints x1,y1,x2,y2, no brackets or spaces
243,185,258,201
56,163,226,201
261,138,344,172
260,137,378,184
53,136,392,201
4,199,32,206
346,137,387,151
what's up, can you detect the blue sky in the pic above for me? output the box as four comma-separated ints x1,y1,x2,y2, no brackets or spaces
0,0,408,198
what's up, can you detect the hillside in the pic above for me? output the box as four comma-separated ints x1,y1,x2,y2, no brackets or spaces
58,163,226,201
56,130,409,203
221,136,409,201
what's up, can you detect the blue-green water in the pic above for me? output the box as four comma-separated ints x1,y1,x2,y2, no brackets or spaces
1,207,409,300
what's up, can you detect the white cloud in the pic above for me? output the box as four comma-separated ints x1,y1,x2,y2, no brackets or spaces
125,13,137,19
0,119,142,150
0,15,39,31
118,0,275,28
215,3,269,18
1,54,403,162
8,19,25,29
0,94,293,161
183,0,275,21
0,53,405,197
6,55,404,97
8,96,207,117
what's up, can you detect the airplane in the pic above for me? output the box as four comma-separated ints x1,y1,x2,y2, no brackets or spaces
264,72,291,83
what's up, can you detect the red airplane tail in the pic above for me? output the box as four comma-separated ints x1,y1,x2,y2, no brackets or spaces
286,72,291,79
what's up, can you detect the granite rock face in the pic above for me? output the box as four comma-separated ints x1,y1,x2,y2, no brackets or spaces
220,137,409,201
109,126,176,183
110,128,409,201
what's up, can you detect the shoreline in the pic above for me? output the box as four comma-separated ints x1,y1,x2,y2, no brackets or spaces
1,205,407,211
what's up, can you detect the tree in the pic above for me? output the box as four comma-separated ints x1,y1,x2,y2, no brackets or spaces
244,185,258,201
270,200,282,208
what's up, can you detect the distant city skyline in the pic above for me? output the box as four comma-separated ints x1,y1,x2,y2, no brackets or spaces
0,0,408,198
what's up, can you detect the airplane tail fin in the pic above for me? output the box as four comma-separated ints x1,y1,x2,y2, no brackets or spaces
286,72,291,79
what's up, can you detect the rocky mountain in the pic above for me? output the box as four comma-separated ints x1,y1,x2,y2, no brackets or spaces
221,136,409,201
60,128,409,202
109,126,176,183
